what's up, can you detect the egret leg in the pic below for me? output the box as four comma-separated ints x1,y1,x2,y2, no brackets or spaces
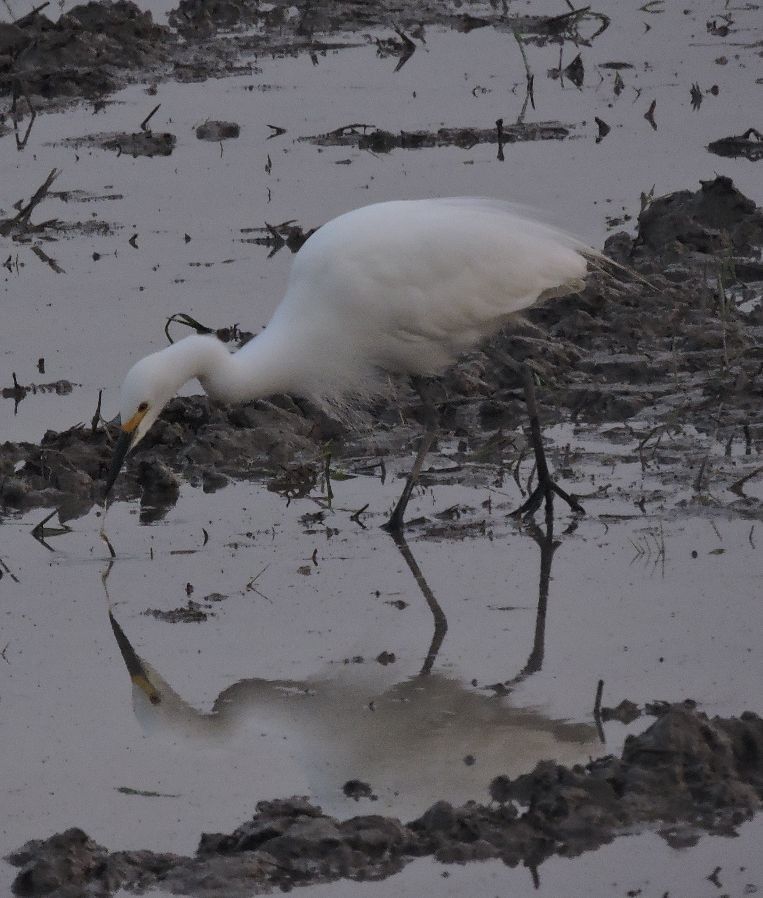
513,364,584,518
383,378,439,533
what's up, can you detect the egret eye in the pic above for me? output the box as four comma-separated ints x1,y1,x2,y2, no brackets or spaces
138,402,149,412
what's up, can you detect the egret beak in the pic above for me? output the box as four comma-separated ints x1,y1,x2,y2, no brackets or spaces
104,408,147,496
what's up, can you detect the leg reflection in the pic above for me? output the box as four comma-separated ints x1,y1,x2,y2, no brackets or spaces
388,529,448,676
506,501,561,686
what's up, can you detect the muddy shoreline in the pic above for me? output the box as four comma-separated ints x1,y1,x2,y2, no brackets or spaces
2,4,762,894
7,704,762,897
2,176,761,522
1,1,610,104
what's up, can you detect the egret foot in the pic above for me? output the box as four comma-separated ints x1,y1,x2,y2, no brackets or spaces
512,364,584,519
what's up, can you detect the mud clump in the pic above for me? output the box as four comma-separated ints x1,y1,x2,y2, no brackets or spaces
3,0,610,101
102,130,176,156
7,705,763,896
195,119,240,141
626,175,763,262
0,1,172,100
0,394,331,519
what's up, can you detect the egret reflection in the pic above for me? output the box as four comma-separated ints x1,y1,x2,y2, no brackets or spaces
104,510,596,814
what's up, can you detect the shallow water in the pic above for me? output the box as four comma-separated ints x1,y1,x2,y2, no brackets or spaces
2,424,762,893
2,1,763,895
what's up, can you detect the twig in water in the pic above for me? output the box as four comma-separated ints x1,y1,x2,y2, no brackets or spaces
12,91,37,151
0,168,59,238
140,103,161,132
644,99,657,130
30,243,65,274
350,503,369,526
593,679,605,742
245,565,272,602
512,31,535,121
164,312,215,344
0,556,20,583
728,466,763,498
31,509,72,550
91,389,103,434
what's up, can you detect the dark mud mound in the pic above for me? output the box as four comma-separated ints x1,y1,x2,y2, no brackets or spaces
627,174,763,262
0,395,326,519
1,0,609,100
0,1,172,99
484,176,763,425
7,705,763,897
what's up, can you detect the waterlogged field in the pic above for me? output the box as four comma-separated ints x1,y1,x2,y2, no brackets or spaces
1,0,762,895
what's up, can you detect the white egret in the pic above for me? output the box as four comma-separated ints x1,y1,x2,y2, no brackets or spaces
105,198,595,528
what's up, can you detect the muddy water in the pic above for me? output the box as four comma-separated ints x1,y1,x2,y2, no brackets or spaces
2,424,762,894
2,0,763,895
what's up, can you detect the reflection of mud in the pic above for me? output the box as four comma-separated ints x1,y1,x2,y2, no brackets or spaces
7,705,762,896
169,0,608,46
302,120,572,153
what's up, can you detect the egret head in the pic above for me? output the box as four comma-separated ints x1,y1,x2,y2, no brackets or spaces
104,352,176,496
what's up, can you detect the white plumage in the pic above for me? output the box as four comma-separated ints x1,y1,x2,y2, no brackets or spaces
107,198,592,512
256,198,587,399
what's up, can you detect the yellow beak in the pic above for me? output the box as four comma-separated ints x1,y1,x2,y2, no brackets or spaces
121,407,149,434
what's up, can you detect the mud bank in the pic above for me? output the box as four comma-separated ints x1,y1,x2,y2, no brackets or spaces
1,0,608,104
1,177,761,520
0,1,172,100
6,704,762,897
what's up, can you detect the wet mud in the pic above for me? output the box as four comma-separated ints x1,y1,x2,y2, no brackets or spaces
1,176,761,522
1,0,609,106
6,704,762,897
0,1,173,100
195,119,240,141
61,128,177,157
